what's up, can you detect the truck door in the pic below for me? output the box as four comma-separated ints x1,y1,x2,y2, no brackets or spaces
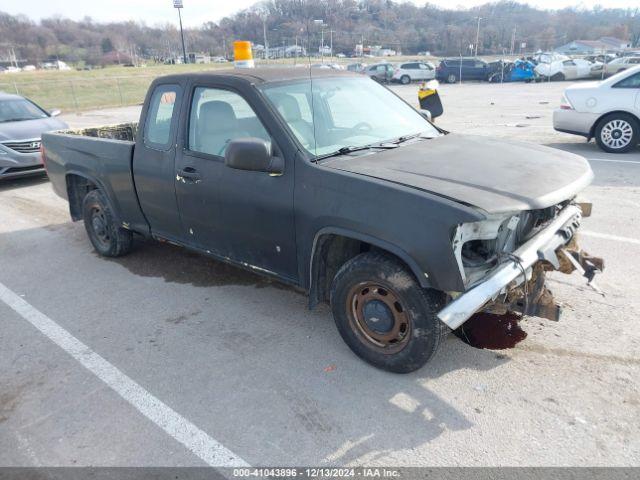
132,83,184,240
174,85,298,281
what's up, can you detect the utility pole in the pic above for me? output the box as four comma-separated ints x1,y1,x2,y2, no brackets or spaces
262,16,269,61
474,17,482,57
329,29,335,62
313,20,325,63
173,0,188,64
510,26,516,56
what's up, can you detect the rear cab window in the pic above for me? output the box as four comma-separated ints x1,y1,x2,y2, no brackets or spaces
144,84,182,149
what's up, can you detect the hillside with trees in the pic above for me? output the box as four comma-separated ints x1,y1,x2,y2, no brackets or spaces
1,1,638,65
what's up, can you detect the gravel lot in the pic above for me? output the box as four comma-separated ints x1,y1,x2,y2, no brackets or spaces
1,80,639,467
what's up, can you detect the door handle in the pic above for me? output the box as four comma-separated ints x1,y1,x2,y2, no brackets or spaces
176,167,202,184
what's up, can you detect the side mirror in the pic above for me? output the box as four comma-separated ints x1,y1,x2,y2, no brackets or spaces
50,109,61,117
224,138,283,175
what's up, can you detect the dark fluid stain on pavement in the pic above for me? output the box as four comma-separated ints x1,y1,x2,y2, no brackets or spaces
457,312,527,350
100,240,299,292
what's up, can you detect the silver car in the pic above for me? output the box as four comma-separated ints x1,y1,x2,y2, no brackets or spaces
391,61,436,84
553,65,640,153
0,92,68,179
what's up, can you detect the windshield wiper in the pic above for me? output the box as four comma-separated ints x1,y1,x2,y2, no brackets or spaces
315,143,398,161
384,133,425,145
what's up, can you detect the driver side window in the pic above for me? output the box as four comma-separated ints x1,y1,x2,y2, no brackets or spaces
188,87,270,157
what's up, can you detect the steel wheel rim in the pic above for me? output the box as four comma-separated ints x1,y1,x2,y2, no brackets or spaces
90,206,111,249
601,119,633,149
347,282,411,354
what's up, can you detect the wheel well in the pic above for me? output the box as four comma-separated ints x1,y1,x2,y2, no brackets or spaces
66,174,98,221
308,234,417,309
589,110,640,139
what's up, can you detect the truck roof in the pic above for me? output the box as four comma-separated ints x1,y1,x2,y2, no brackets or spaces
0,91,24,100
157,67,357,84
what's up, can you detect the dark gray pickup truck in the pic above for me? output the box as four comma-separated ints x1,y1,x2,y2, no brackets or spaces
42,68,602,373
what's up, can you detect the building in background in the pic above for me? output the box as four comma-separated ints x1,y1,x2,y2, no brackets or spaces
555,37,631,56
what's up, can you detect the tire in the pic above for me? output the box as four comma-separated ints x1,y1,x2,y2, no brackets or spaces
330,251,448,373
447,73,457,83
82,189,133,257
550,72,565,81
595,113,639,154
400,75,411,85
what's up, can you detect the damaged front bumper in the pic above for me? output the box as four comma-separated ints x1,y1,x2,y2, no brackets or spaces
438,203,603,330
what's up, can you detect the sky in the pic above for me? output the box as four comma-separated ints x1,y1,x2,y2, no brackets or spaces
0,0,634,27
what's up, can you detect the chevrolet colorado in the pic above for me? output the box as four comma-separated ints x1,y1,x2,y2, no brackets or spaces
42,68,602,372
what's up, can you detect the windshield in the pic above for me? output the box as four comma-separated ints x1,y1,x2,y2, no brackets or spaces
0,98,48,123
260,77,440,157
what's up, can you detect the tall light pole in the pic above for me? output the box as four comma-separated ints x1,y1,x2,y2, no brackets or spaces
173,0,188,64
474,17,482,57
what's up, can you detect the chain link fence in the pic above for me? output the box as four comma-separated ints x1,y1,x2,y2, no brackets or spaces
0,75,158,112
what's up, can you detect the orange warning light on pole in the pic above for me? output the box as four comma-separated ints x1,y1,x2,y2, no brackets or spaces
234,41,254,68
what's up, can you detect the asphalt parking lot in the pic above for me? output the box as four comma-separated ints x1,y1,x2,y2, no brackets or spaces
1,80,639,467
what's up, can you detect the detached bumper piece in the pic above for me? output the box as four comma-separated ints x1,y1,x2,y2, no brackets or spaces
438,204,604,330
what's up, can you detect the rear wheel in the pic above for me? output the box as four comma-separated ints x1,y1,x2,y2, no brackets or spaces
400,75,411,85
330,251,448,373
595,113,638,153
82,189,133,257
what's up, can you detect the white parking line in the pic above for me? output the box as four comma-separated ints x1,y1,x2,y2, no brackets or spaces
0,281,249,468
589,158,640,165
581,230,640,245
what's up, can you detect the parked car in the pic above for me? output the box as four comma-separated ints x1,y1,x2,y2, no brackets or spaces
531,52,569,65
346,62,367,73
0,92,67,180
487,59,537,83
591,56,640,78
535,59,595,81
553,65,640,153
42,68,601,373
364,62,394,83
391,62,435,84
436,58,489,83
584,54,617,65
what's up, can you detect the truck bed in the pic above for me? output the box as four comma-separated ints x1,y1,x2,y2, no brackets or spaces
57,122,139,142
42,122,148,234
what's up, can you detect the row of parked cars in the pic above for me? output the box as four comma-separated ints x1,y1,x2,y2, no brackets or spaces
340,54,640,84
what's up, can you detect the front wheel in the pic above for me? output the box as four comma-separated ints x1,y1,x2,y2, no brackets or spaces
400,75,411,85
595,113,638,153
447,73,457,83
82,189,133,257
330,252,448,373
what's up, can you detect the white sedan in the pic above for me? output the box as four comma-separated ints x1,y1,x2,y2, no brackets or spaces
535,58,595,81
591,56,640,77
553,65,640,153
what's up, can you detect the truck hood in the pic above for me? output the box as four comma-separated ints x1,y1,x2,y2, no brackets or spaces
322,134,593,214
0,117,68,142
